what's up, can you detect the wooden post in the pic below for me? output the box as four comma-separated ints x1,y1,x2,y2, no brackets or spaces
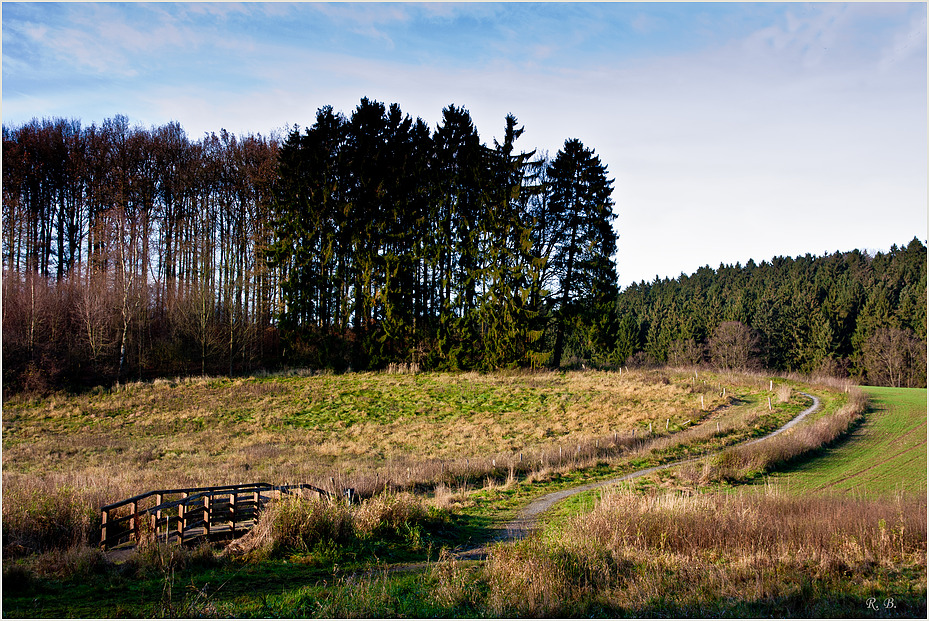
649,422,652,434
666,418,670,430
717,421,720,433
768,396,772,410
155,493,163,543
230,493,237,538
204,494,211,537
100,508,108,549
770,380,773,391
701,395,704,409
178,493,187,544
131,501,140,544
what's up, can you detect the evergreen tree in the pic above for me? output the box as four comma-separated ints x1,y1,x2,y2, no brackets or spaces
546,139,617,368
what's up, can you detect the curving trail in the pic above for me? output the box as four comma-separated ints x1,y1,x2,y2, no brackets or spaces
453,392,821,557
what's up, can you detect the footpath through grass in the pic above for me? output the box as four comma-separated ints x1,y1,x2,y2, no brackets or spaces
757,386,927,497
6,371,924,618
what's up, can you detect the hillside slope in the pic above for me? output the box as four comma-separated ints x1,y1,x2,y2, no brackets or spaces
761,386,927,497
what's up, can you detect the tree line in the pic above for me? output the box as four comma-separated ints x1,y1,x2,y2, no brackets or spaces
614,239,927,387
269,98,617,371
3,115,281,392
3,101,923,394
2,100,619,392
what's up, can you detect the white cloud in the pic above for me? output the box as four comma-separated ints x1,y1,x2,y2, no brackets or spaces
4,2,923,288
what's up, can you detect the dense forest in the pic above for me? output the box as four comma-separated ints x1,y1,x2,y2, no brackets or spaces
2,99,617,392
614,239,927,388
2,100,925,394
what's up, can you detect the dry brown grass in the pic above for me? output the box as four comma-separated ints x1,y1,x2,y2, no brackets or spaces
476,486,927,616
0,368,819,557
701,387,868,484
1,370,720,504
224,492,431,561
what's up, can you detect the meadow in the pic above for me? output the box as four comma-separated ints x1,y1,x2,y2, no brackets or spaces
2,369,925,617
757,386,927,497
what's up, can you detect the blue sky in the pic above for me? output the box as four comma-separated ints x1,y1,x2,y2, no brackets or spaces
3,2,926,287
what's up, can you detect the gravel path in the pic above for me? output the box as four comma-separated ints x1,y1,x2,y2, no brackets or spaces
454,391,821,556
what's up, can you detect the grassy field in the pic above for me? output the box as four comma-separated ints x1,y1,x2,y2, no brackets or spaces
2,369,925,618
756,386,927,497
2,367,792,527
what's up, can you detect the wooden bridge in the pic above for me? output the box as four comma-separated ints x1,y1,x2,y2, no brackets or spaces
100,482,330,550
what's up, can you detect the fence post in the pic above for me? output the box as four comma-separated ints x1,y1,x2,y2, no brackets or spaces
204,494,211,537
100,508,109,549
230,492,237,538
131,501,140,544
178,492,188,544
155,493,163,543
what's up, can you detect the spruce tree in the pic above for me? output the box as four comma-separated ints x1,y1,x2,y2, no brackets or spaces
546,138,618,368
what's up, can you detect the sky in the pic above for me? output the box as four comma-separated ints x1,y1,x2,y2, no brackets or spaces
3,2,926,288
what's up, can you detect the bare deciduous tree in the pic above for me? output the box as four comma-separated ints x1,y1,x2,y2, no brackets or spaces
709,321,759,371
668,338,705,368
862,327,925,388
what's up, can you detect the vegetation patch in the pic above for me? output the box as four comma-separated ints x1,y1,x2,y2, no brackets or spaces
758,386,927,497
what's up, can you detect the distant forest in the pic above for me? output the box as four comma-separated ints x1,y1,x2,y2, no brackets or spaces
2,101,925,393
615,240,927,388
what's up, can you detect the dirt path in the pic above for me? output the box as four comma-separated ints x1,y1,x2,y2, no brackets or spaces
455,392,821,557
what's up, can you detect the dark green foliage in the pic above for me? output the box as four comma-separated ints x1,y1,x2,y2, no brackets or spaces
545,139,618,369
616,240,927,386
270,100,620,372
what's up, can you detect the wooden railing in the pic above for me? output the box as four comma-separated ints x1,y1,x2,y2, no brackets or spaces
100,482,329,550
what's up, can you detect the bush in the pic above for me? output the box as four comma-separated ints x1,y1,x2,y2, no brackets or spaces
225,492,435,561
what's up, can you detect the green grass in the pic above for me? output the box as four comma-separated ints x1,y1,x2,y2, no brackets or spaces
9,370,905,618
759,386,927,498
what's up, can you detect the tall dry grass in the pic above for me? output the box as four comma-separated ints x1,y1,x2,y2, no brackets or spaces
0,369,832,560
701,387,868,484
474,487,927,616
225,492,433,561
1,476,106,557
